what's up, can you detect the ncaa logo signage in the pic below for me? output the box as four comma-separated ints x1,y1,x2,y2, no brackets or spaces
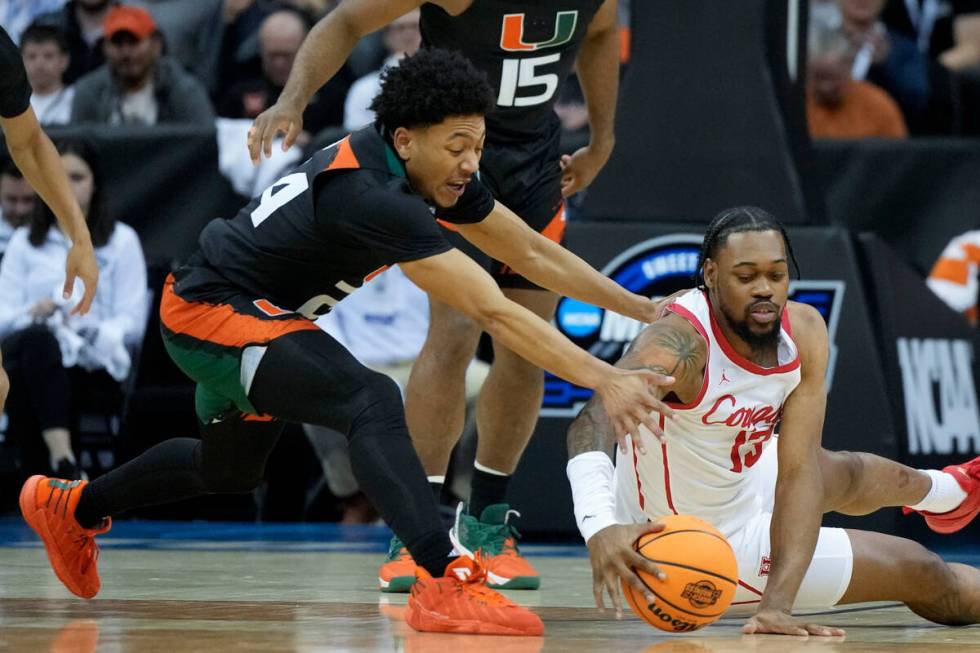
543,235,846,416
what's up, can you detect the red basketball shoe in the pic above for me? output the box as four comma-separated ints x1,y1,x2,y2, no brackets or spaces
904,456,980,534
405,556,543,636
19,475,111,599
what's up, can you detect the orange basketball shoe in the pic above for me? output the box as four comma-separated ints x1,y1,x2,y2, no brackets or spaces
19,475,111,599
378,535,418,593
405,555,544,636
904,456,980,534
454,504,540,590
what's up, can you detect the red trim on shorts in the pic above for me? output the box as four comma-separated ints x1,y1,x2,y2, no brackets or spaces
731,599,762,605
663,303,711,409
738,579,764,596
706,297,800,376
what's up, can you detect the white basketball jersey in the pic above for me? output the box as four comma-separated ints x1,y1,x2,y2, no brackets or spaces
614,289,802,538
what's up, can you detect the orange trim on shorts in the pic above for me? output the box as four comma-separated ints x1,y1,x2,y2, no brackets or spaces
540,204,567,244
324,136,360,171
243,412,276,422
499,204,566,275
160,275,318,348
436,218,460,233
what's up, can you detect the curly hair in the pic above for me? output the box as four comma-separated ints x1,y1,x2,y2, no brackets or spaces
370,48,495,130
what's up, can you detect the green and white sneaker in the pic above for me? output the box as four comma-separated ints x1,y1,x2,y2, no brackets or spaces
451,503,541,590
378,535,417,593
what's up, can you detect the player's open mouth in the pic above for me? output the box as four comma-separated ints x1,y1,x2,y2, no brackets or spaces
446,180,468,197
748,302,778,324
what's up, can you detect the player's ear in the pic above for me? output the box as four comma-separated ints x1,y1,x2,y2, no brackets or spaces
392,127,414,161
703,259,717,289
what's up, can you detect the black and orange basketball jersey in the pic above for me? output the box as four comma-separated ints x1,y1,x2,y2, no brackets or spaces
420,1,602,147
176,126,494,318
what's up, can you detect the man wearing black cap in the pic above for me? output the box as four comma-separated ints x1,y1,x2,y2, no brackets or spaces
70,5,213,125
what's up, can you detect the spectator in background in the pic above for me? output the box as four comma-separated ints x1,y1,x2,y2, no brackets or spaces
0,0,66,45
882,0,980,70
36,0,117,85
20,23,75,126
806,15,909,138
128,0,226,97
928,230,980,325
837,0,932,126
220,10,347,137
71,5,214,125
0,160,36,256
0,138,147,481
342,9,420,131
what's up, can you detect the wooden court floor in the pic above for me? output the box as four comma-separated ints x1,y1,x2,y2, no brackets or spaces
1,520,978,652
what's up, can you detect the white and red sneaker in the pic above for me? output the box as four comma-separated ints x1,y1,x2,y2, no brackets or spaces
904,456,980,534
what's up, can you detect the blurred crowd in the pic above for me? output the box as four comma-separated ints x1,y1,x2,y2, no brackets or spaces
0,0,976,523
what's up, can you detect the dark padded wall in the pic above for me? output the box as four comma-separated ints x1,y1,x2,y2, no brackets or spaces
583,0,813,223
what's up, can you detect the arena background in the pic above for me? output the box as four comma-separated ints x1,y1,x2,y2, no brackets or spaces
0,0,978,546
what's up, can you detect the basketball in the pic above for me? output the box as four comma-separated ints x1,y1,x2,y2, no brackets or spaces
621,515,738,633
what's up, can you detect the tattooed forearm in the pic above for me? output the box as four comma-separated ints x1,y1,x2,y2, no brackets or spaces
567,396,616,458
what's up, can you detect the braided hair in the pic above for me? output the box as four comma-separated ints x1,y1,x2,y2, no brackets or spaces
693,206,800,288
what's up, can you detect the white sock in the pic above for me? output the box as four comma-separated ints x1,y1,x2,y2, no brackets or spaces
473,461,508,476
908,469,968,513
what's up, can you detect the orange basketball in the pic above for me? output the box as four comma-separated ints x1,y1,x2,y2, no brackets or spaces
621,514,738,633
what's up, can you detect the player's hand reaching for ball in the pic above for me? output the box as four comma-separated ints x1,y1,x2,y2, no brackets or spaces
588,522,666,618
248,100,304,164
742,609,846,637
594,367,675,454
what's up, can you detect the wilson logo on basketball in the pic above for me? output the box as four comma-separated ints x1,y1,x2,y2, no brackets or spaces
646,605,699,632
682,580,723,608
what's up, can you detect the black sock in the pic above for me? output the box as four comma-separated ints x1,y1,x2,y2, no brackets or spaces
410,530,456,578
429,480,443,504
469,466,510,518
75,437,206,529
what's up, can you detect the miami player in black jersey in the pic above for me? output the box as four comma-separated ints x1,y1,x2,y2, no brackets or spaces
20,49,674,636
249,0,622,591
0,26,99,410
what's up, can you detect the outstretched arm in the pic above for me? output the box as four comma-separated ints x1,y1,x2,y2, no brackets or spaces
742,303,845,638
248,0,427,161
400,248,675,441
566,313,706,616
1,108,97,314
455,201,660,323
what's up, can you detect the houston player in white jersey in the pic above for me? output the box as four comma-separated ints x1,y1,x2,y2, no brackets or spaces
567,206,980,636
